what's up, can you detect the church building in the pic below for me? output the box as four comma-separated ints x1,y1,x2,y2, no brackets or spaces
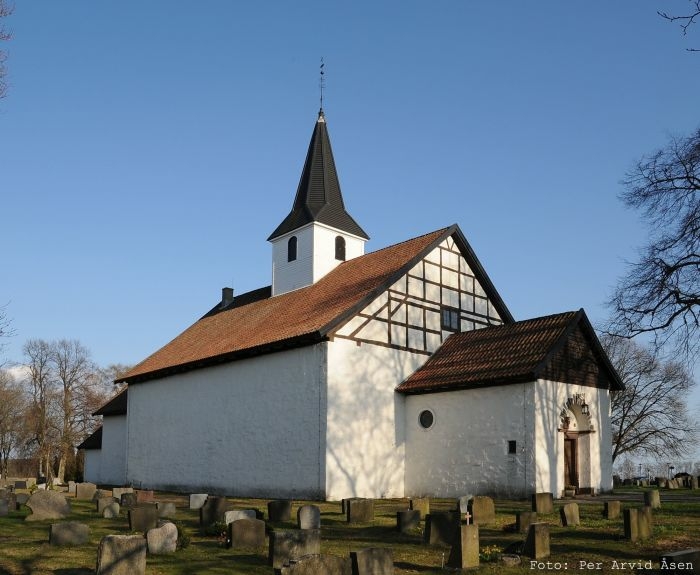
81,109,623,500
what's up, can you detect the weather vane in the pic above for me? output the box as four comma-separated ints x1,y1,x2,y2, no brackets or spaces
319,57,325,113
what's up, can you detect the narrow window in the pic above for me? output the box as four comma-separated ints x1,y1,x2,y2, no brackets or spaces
335,236,346,261
287,236,297,262
441,306,460,331
508,440,517,454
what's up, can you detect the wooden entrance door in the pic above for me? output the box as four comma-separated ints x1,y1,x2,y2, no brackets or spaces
564,436,578,488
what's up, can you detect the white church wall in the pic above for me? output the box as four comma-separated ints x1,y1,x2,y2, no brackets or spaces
533,380,613,496
325,338,427,500
125,344,328,498
83,449,102,484
100,415,127,485
404,384,534,498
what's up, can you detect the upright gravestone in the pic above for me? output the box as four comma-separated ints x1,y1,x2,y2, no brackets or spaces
189,493,208,509
146,521,178,555
224,509,257,524
409,497,429,518
67,481,76,495
346,499,374,523
523,522,550,559
350,548,394,575
516,511,537,534
397,510,421,533
49,522,90,546
560,502,580,527
637,506,653,540
25,491,71,521
228,518,266,550
268,529,321,569
268,499,292,522
112,487,134,501
157,502,177,518
200,496,229,526
447,524,479,569
128,505,159,534
457,495,472,514
624,508,639,542
93,489,113,501
644,490,661,509
297,505,321,530
423,512,460,546
0,499,9,517
468,496,496,526
281,554,351,575
75,482,97,501
96,534,147,575
532,493,554,514
604,501,621,520
103,501,120,519
96,497,118,515
120,492,138,509
136,490,154,503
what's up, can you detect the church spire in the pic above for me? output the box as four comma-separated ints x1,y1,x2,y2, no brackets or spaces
267,112,369,241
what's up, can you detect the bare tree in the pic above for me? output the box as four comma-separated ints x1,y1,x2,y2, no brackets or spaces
607,127,700,361
0,0,12,99
659,0,700,50
603,334,698,462
0,369,27,479
0,303,14,367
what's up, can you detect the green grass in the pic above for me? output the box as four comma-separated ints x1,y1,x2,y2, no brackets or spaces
0,490,698,574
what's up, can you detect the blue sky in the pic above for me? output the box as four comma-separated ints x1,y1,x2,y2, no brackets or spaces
2,1,699,428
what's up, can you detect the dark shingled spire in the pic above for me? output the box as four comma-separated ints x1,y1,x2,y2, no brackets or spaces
268,110,369,241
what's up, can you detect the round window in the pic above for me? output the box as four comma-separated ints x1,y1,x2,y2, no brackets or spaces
419,409,435,429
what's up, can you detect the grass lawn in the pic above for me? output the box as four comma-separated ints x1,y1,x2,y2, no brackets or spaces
0,488,698,574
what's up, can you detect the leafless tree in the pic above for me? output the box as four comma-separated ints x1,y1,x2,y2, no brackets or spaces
607,127,700,361
603,334,698,462
0,369,27,479
0,303,14,367
659,0,700,50
0,0,12,99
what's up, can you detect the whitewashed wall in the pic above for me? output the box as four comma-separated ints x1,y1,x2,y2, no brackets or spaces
126,344,327,498
533,380,613,496
271,222,366,296
404,384,534,498
83,449,102,484
325,338,427,500
100,415,127,486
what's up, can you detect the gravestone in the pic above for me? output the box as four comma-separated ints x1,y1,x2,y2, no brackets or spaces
120,492,138,509
644,490,661,509
560,502,580,526
457,495,472,514
75,482,97,501
96,497,118,514
397,509,421,533
49,521,90,545
660,549,700,572
346,498,374,523
93,489,113,501
25,491,71,521
523,522,550,559
14,480,27,490
268,529,321,569
1,492,16,512
96,534,147,575
224,509,257,524
136,490,154,503
146,521,178,554
409,497,429,518
350,548,393,575
531,492,554,514
0,499,8,517
15,493,29,509
103,501,120,518
200,496,229,526
67,480,76,495
189,493,208,509
638,506,653,539
280,554,351,575
129,505,159,533
228,517,266,550
157,502,177,518
516,511,537,534
112,487,133,500
297,505,321,530
692,476,699,490
468,495,496,526
423,512,460,546
268,499,292,522
447,524,479,569
624,508,639,541
604,500,621,519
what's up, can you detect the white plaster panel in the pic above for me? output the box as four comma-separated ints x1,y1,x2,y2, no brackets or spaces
407,304,423,327
442,249,459,271
126,344,327,498
407,275,424,299
442,287,459,308
391,324,407,347
100,415,127,485
325,339,430,500
405,384,534,498
83,450,102,484
424,262,440,283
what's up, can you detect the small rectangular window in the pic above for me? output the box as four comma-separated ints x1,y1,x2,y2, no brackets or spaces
441,306,459,331
508,440,517,454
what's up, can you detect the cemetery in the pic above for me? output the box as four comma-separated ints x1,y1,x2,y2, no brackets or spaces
0,481,698,574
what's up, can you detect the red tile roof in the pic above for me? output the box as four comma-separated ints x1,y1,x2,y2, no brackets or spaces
120,226,469,384
396,309,623,394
